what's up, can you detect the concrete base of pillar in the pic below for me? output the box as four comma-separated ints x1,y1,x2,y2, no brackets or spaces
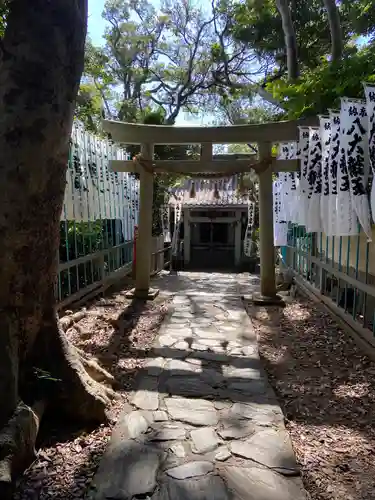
242,293,285,307
126,287,160,300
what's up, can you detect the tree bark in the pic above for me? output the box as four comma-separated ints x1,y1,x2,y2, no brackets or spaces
323,0,343,63
275,0,299,80
0,1,116,496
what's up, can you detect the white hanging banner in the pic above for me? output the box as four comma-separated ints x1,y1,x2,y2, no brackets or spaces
160,205,171,243
327,111,340,236
276,143,296,221
290,139,302,224
306,128,322,233
287,140,299,222
171,200,182,256
298,127,310,226
281,173,294,222
336,101,359,236
273,175,288,246
244,199,255,256
319,116,331,234
277,143,288,160
364,83,375,224
278,141,298,160
62,122,140,233
339,98,370,238
288,141,298,160
278,173,289,222
288,171,299,224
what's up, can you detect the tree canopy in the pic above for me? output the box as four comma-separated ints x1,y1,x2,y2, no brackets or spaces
230,0,375,76
50,0,375,130
76,0,276,132
228,0,375,117
269,39,375,118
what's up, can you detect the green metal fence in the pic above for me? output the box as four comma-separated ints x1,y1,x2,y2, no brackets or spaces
284,224,375,347
58,121,139,309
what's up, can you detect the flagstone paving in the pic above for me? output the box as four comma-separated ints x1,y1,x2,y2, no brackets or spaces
87,272,306,500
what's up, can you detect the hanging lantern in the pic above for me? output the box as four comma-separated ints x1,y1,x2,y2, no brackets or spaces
189,181,196,198
213,182,220,200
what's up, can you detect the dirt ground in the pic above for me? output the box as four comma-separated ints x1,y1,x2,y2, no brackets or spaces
13,285,171,500
245,295,375,500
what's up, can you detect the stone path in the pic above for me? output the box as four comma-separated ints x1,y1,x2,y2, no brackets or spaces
88,272,306,500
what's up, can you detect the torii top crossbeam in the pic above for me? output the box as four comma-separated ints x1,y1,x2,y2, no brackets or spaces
103,117,318,302
104,117,318,176
103,117,318,144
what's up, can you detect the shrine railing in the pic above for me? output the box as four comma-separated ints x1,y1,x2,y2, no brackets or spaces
274,84,375,351
284,224,375,350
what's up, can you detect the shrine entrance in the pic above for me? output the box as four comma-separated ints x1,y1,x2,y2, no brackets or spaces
190,214,236,270
168,179,248,271
103,116,317,301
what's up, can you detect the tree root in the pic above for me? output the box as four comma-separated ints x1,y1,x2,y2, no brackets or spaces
0,309,120,496
78,353,115,386
0,400,45,500
27,311,119,424
49,329,119,423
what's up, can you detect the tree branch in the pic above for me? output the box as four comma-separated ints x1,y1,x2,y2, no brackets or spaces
275,0,299,80
323,0,343,62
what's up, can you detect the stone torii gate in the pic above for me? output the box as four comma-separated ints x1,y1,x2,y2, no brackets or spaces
103,118,317,301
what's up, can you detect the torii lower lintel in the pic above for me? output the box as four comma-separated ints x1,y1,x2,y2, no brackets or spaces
109,158,299,175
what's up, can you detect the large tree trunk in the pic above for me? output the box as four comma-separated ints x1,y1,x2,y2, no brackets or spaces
0,1,116,496
275,0,299,80
323,0,342,63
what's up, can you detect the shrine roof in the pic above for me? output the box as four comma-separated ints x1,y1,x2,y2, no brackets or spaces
168,176,248,207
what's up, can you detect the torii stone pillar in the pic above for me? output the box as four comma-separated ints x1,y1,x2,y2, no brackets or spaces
252,141,281,304
126,143,159,300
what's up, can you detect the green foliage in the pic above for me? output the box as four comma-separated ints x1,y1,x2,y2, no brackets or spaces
60,221,105,263
227,0,375,117
230,0,375,79
227,144,254,154
58,218,132,298
215,93,284,126
33,368,61,383
231,0,334,73
75,38,118,132
75,82,104,133
0,2,7,37
239,104,284,124
267,41,375,118
340,0,375,39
